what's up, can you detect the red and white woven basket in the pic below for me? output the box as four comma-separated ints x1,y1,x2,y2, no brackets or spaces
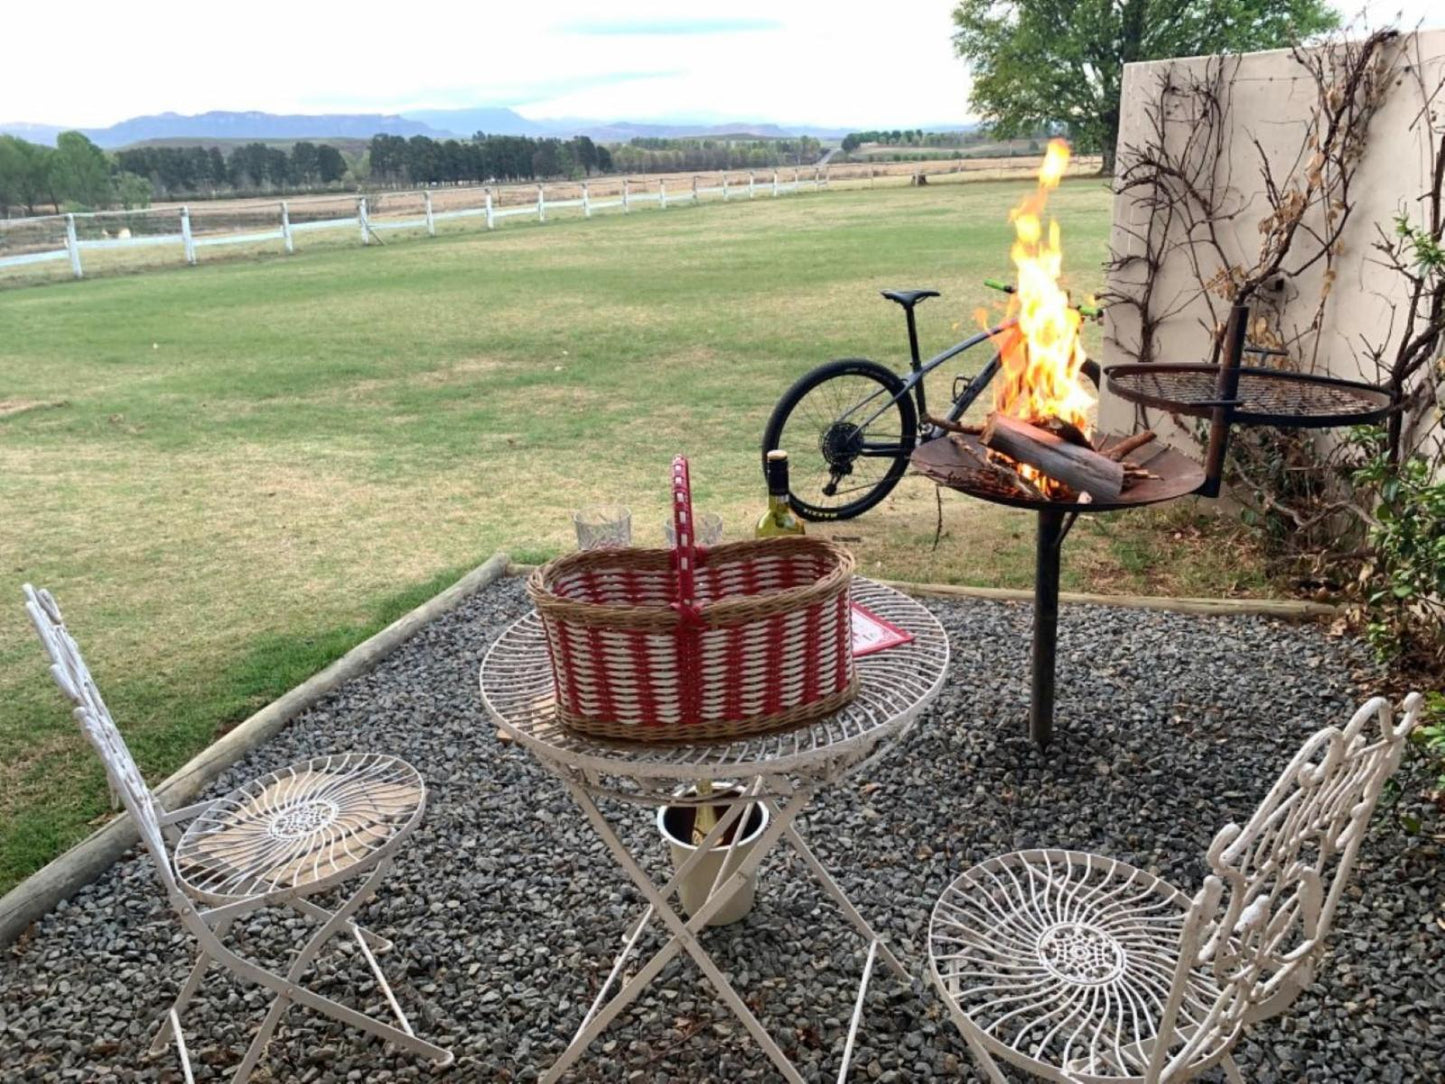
527,456,858,742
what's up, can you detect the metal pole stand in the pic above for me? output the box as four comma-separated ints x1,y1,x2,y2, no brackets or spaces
1030,508,1075,749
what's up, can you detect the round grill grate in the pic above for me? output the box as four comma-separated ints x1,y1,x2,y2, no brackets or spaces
1105,364,1395,428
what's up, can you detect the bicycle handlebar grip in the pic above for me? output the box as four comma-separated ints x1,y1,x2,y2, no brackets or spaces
987,276,1104,319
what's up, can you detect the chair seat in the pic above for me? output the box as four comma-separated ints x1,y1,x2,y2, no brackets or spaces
175,753,425,903
929,849,1226,1081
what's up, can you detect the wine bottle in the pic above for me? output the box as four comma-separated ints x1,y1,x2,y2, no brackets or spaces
755,450,806,537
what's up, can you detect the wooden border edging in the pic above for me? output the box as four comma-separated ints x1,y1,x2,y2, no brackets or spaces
504,561,1336,619
0,550,511,948
873,578,1338,619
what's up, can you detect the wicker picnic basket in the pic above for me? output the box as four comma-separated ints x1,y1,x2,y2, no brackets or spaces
527,456,858,742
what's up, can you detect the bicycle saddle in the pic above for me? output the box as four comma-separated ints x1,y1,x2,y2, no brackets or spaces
881,288,940,309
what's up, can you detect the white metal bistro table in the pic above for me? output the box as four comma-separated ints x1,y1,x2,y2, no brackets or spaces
479,578,949,1083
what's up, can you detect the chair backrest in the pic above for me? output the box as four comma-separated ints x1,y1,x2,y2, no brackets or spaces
23,585,179,893
1154,693,1422,1079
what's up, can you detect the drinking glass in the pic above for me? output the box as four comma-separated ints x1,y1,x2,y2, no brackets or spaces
663,512,724,548
573,506,632,550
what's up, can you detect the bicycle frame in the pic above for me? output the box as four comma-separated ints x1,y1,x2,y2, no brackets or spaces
848,320,1016,459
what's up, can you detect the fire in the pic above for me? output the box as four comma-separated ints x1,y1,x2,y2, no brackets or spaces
984,138,1094,492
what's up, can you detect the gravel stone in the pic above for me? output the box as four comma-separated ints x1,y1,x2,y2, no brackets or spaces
1,576,1440,1082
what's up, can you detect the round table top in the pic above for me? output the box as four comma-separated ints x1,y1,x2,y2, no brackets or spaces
478,577,949,783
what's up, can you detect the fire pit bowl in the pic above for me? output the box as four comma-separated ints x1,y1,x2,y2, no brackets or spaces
911,433,1207,512
911,431,1208,748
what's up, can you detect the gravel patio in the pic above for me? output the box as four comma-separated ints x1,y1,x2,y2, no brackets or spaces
2,575,1440,1082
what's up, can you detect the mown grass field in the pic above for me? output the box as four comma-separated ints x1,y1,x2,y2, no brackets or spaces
0,177,1269,892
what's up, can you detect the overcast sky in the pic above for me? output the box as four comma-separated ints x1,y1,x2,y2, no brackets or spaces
4,0,1441,128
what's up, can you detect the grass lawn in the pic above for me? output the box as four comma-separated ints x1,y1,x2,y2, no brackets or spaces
0,176,1270,892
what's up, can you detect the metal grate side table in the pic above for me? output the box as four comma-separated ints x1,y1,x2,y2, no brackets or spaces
479,578,949,1083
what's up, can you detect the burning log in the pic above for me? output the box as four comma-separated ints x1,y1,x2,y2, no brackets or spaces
947,433,1047,498
981,414,1125,500
1034,416,1092,449
1104,429,1157,462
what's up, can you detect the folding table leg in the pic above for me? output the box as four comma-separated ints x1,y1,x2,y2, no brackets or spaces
544,778,814,1084
837,940,879,1084
573,785,761,1040
775,811,910,982
150,917,234,1055
288,895,393,953
941,1000,1010,1084
224,860,453,1082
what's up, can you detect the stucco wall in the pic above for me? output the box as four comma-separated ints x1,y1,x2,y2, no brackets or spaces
1100,30,1445,454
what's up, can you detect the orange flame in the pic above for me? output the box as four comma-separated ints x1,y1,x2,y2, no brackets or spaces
986,139,1094,492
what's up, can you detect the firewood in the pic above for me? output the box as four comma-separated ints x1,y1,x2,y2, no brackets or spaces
1034,415,1092,449
950,434,1046,499
1104,430,1157,462
925,414,984,435
982,413,1125,500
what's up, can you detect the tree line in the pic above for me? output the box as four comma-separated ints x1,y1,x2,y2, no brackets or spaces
365,133,824,186
367,134,613,185
609,136,822,173
115,141,348,198
0,132,151,217
2,126,832,217
0,132,363,216
839,129,984,152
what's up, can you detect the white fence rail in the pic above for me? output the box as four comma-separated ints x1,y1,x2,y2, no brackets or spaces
0,168,825,283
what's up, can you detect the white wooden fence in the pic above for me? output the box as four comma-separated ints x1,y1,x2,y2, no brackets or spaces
0,168,826,282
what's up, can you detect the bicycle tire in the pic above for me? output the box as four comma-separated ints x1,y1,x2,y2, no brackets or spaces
762,358,918,522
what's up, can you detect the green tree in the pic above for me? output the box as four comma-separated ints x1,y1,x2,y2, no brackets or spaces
0,135,29,217
316,144,347,184
952,0,1339,173
290,141,321,185
114,171,152,210
50,131,112,208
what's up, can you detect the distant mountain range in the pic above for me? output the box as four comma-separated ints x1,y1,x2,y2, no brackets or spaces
0,111,442,148
0,109,947,148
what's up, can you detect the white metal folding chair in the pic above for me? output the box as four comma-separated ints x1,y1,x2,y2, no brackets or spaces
23,585,454,1083
929,692,1424,1083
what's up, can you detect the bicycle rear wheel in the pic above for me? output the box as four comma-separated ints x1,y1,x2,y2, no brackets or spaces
762,358,917,521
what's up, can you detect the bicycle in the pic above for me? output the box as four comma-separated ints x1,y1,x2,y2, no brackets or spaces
761,281,1104,521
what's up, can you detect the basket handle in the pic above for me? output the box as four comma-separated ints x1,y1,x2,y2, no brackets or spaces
670,455,699,614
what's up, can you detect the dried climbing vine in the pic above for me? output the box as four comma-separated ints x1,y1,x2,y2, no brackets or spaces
1103,28,1445,672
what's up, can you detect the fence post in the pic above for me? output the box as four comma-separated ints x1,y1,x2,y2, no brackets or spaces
485,188,495,229
692,176,699,203
424,191,435,236
622,178,630,212
537,184,545,223
660,178,667,209
64,214,82,279
358,197,370,245
793,168,799,189
772,170,779,197
582,182,590,218
180,205,196,265
749,171,756,199
281,201,294,253
723,174,729,201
